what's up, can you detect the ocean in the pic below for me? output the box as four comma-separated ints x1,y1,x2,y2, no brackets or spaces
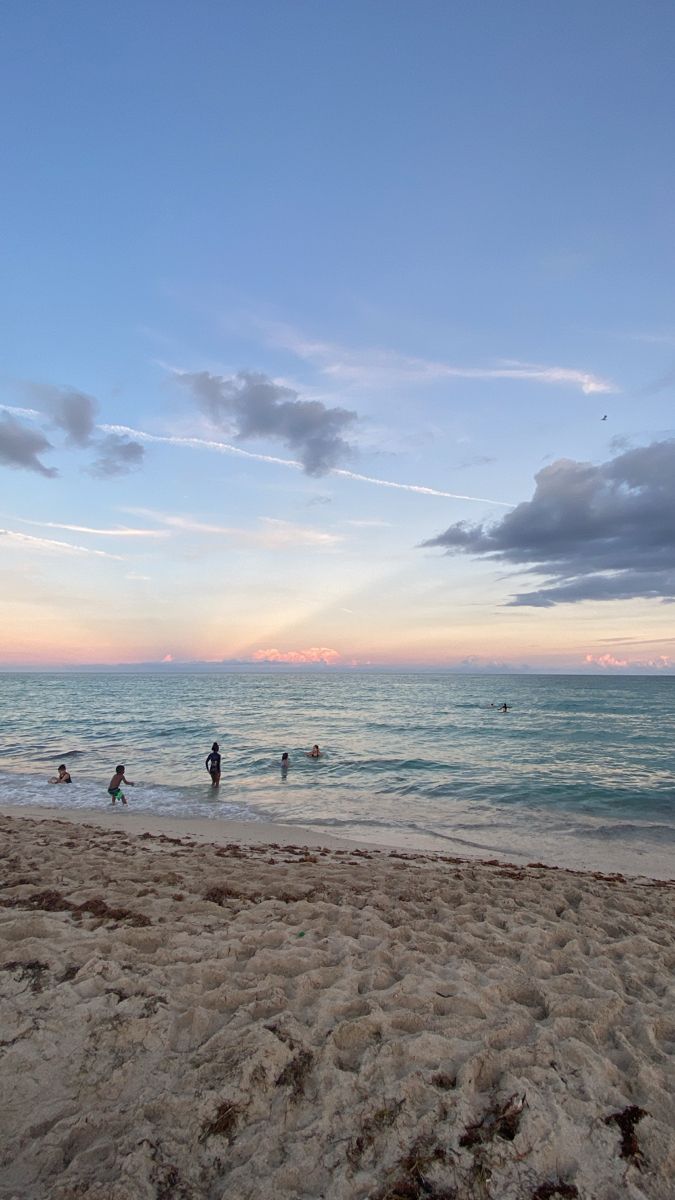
0,671,673,878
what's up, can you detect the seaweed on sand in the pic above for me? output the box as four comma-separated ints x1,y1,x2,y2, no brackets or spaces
369,1135,455,1200
532,1183,579,1199
275,1049,314,1100
0,888,151,927
199,1101,241,1144
604,1105,649,1165
347,1099,405,1165
460,1093,526,1148
2,960,50,992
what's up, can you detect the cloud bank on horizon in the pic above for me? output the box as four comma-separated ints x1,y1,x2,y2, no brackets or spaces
421,440,675,607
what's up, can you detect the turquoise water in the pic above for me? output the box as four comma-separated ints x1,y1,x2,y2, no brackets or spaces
0,671,673,877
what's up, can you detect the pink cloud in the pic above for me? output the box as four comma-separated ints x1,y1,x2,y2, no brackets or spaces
584,653,674,670
252,646,341,664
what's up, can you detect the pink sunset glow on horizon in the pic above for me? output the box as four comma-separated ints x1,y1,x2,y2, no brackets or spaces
252,647,342,665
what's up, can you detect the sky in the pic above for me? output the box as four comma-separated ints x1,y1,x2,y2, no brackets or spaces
1,0,674,672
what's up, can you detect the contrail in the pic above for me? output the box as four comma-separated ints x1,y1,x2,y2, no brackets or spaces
17,518,168,539
0,529,124,559
101,424,514,508
332,467,513,506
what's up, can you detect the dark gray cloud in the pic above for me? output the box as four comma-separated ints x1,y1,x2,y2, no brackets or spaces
420,440,675,607
45,387,97,446
0,413,57,477
21,382,98,446
88,433,145,477
177,370,357,475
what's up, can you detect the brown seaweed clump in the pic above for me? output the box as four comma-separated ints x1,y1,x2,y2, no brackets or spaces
604,1105,649,1165
199,1101,241,1144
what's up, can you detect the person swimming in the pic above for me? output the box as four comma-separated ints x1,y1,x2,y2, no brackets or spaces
49,764,71,784
205,742,221,787
306,744,321,758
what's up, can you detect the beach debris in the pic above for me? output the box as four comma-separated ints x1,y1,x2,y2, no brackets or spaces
1,959,50,993
297,930,306,937
203,883,256,904
431,1072,457,1090
347,1100,405,1165
0,888,151,927
532,1182,580,1199
460,1092,526,1148
199,1101,241,1144
604,1105,649,1165
275,1049,314,1100
369,1135,455,1200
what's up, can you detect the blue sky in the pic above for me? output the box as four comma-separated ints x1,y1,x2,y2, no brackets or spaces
1,1,674,670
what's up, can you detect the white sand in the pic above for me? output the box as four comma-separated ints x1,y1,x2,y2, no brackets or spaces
1,810,673,1200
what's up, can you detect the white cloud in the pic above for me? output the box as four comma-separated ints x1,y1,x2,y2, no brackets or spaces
264,322,616,395
17,519,168,539
0,529,124,559
124,507,343,548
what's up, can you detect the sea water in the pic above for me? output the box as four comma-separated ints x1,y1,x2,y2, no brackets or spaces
0,671,673,878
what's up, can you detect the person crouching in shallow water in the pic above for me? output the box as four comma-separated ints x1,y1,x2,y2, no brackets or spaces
50,763,71,784
306,744,321,758
205,741,221,787
107,765,134,806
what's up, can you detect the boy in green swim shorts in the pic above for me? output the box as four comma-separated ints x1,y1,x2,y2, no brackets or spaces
107,764,134,805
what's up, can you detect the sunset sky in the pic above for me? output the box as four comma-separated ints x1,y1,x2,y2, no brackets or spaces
1,1,674,671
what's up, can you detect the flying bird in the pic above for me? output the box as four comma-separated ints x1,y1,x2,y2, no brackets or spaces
601,414,607,420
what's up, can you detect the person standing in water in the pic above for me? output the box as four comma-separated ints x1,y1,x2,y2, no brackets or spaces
107,765,134,806
205,742,221,787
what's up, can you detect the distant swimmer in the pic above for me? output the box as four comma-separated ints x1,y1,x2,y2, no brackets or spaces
107,764,134,806
500,703,510,712
306,744,321,758
205,742,221,787
49,763,71,784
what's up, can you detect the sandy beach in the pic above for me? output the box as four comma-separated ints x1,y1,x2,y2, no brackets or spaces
1,807,673,1200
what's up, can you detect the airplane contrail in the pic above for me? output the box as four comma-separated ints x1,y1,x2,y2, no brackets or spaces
101,424,514,508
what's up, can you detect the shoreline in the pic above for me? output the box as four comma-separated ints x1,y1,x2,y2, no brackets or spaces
1,800,672,885
0,801,368,853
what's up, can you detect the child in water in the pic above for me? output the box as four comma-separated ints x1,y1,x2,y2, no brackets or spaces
50,764,71,784
108,765,134,805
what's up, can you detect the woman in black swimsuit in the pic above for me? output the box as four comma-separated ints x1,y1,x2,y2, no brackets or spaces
205,742,221,787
